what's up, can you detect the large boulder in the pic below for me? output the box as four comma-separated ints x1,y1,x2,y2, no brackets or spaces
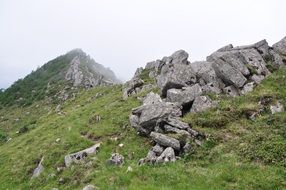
190,96,213,113
212,59,247,88
166,84,202,105
150,132,181,150
273,36,286,56
143,92,162,105
64,143,101,167
207,51,250,76
131,102,181,135
156,62,196,97
156,147,176,163
170,50,189,65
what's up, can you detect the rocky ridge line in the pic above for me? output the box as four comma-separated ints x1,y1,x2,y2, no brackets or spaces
124,36,286,164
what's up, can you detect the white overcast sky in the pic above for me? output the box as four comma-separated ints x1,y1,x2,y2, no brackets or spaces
0,0,285,88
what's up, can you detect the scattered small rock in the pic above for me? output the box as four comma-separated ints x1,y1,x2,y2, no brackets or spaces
107,153,124,166
270,102,284,114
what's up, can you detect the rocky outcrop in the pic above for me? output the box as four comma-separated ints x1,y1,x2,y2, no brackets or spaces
127,36,286,165
64,143,101,167
65,49,120,88
273,36,286,56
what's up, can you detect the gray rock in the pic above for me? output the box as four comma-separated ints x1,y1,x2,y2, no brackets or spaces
55,104,61,113
156,147,176,163
183,143,192,153
65,143,101,167
190,61,223,88
190,96,213,113
134,67,143,78
170,50,189,65
270,102,284,114
239,48,270,76
216,44,233,52
156,63,196,96
145,150,157,163
143,92,162,105
241,82,255,95
251,74,265,84
164,125,190,136
107,153,124,165
166,84,202,105
123,77,144,100
201,83,222,94
212,59,247,88
224,85,240,97
129,114,139,130
131,103,182,135
151,144,164,155
164,117,190,130
273,36,286,56
31,157,44,178
150,132,181,150
269,49,285,67
82,185,96,190
208,51,250,76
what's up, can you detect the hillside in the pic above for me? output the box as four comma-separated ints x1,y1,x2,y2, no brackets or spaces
0,49,120,107
0,37,285,190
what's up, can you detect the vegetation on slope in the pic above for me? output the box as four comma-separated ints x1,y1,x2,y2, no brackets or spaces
0,69,285,189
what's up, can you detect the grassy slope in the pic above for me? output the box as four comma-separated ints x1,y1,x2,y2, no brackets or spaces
0,69,285,190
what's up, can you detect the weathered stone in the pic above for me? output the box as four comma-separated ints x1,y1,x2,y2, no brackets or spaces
170,50,189,65
150,132,181,150
129,114,139,130
224,86,239,97
273,36,286,56
65,143,101,167
251,74,265,84
151,144,164,155
201,83,222,94
216,44,233,52
157,63,196,96
270,102,284,114
164,125,190,136
212,59,247,88
164,117,190,130
156,147,176,163
107,153,124,165
82,185,96,190
269,49,285,67
166,84,202,105
143,92,162,105
190,96,213,113
183,143,192,153
131,103,182,135
123,78,144,100
239,48,270,76
31,157,44,178
145,150,157,163
241,82,255,95
190,61,223,88
207,51,250,76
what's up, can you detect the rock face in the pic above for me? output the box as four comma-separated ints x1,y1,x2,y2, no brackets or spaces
65,50,120,88
126,36,286,165
273,36,286,56
64,143,101,167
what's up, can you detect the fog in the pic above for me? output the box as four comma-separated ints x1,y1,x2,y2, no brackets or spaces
0,0,285,88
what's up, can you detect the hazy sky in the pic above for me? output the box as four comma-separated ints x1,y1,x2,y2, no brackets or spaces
0,0,285,88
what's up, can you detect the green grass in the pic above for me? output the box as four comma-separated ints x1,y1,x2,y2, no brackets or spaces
0,70,285,189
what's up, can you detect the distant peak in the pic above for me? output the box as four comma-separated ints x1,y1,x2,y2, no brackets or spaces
66,48,86,57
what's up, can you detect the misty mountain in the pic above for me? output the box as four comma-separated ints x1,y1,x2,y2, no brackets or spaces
0,49,120,106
